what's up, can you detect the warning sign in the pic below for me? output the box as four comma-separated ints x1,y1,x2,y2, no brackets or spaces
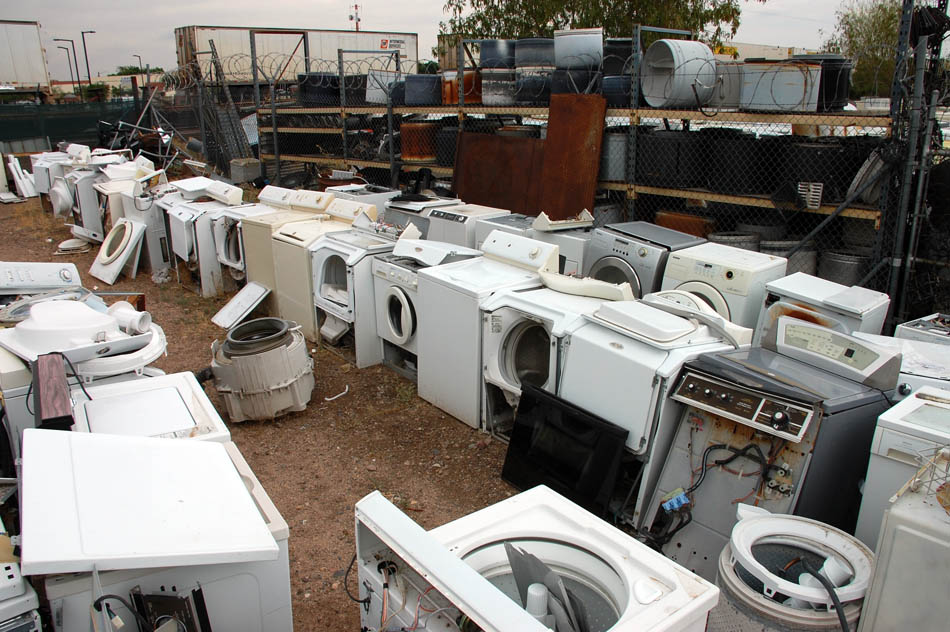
380,38,405,50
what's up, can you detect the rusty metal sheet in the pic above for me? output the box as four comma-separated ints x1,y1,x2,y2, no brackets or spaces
453,132,544,215
538,94,606,220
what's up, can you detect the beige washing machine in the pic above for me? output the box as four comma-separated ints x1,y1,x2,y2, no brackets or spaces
272,219,354,340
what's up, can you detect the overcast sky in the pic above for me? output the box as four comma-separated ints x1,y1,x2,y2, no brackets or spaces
6,0,842,81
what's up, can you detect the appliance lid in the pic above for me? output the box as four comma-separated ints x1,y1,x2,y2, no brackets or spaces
328,229,394,250
79,386,197,436
393,238,482,267
688,347,882,411
20,429,278,574
386,194,461,212
766,272,889,315
853,332,950,381
481,231,559,272
592,301,697,342
432,204,511,219
876,387,950,443
212,282,270,329
484,214,535,229
604,221,706,250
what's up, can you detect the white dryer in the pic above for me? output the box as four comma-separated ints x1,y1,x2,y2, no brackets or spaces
481,287,609,439
474,213,535,249
70,372,230,444
417,231,560,429
557,297,751,528
311,220,402,367
355,485,720,632
210,204,277,277
424,203,511,249
372,239,482,379
661,241,787,328
753,271,891,345
585,222,706,298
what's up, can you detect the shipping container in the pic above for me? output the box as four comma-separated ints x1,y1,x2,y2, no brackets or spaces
175,25,419,81
0,20,51,93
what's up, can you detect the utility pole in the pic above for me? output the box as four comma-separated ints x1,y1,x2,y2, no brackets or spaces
349,4,361,32
81,30,96,90
57,46,77,98
53,38,83,102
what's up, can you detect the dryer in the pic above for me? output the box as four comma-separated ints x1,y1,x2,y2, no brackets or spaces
474,213,534,249
424,203,511,249
310,219,403,367
753,271,891,345
557,297,752,529
372,239,482,379
585,222,705,298
481,287,609,439
70,372,230,444
210,204,278,278
417,231,559,429
355,485,720,632
661,241,787,327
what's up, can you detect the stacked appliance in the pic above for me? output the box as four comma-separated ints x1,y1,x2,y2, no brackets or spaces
417,231,560,429
355,485,720,632
420,203,511,249
642,318,899,581
381,194,461,236
585,222,706,298
372,238,482,380
661,241,787,327
310,215,407,367
271,198,377,340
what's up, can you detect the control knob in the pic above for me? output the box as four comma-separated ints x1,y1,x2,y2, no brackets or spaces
898,383,913,396
686,382,696,392
770,409,791,431
703,388,714,398
719,392,731,403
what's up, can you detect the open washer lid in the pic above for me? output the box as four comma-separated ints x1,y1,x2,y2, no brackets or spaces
20,429,278,574
672,280,730,320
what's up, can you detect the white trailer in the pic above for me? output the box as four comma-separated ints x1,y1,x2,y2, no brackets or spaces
175,25,419,80
0,20,51,94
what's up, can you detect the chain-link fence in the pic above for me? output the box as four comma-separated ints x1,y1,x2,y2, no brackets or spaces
143,1,948,323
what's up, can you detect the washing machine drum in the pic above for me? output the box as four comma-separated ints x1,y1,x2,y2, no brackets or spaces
98,220,134,265
502,320,551,388
49,179,74,217
385,286,416,344
672,281,730,319
222,223,243,267
587,256,642,298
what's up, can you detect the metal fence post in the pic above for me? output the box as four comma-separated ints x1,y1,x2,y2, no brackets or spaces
270,80,281,185
338,48,348,164
627,25,643,220
388,50,399,188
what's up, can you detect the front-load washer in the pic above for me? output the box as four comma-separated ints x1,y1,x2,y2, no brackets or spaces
355,485,720,632
310,220,402,367
481,287,610,439
417,231,560,429
854,386,950,549
642,319,898,581
661,241,787,327
211,204,279,278
474,213,535,249
70,371,231,444
753,271,891,345
372,239,482,379
424,203,511,249
382,194,461,235
557,298,752,530
88,218,147,285
272,216,358,340
585,222,706,298
29,434,292,632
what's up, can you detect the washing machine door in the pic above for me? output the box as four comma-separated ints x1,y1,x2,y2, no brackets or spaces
98,220,134,265
385,285,416,344
674,281,730,320
502,320,552,391
587,256,642,298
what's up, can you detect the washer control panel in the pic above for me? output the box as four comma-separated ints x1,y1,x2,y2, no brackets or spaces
0,262,81,295
671,370,816,442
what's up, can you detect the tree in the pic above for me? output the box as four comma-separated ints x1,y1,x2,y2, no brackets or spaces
438,1,768,47
110,65,164,76
823,0,900,98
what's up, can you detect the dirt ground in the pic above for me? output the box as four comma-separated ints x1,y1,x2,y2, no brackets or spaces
0,194,515,630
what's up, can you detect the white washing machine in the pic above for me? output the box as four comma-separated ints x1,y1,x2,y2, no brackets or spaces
30,151,70,195
556,296,751,529
480,287,609,439
382,194,461,235
257,185,334,212
474,214,535,249
417,231,560,429
854,386,950,549
120,183,177,273
166,200,233,297
272,217,357,341
325,183,400,208
585,222,706,298
210,204,278,278
310,220,402,367
852,332,950,400
424,203,511,249
661,242,787,328
0,261,80,295
895,312,950,345
355,485,719,632
527,226,592,276
169,175,245,206
753,271,891,345
51,169,106,242
25,433,292,632
70,371,231,444
372,239,482,379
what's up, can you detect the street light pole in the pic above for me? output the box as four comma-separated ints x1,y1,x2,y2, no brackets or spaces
53,38,83,102
133,54,143,75
57,46,77,98
81,30,96,90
